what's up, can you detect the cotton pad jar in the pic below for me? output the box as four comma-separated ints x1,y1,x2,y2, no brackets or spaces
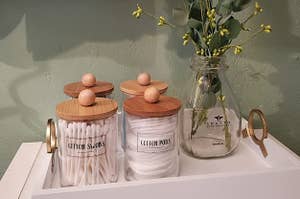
119,73,169,148
53,89,118,186
123,87,181,181
64,73,114,98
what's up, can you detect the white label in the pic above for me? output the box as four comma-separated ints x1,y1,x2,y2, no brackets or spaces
65,135,106,157
137,133,175,153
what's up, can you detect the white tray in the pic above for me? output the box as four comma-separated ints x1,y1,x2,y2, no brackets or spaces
1,125,300,199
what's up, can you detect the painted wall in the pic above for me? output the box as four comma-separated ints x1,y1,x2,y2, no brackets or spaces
0,0,299,177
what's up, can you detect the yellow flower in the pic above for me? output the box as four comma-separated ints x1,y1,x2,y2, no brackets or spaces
182,33,189,45
207,9,216,19
213,49,221,57
254,2,263,15
211,22,217,28
234,46,243,55
217,95,226,102
196,49,205,56
207,9,216,27
158,16,167,26
205,34,213,45
220,28,230,36
198,76,204,85
132,4,143,18
261,24,272,33
182,33,189,40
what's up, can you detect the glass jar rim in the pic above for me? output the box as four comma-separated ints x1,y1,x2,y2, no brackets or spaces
190,55,228,71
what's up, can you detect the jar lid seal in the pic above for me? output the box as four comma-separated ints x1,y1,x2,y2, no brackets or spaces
56,98,118,121
64,81,114,98
123,95,181,117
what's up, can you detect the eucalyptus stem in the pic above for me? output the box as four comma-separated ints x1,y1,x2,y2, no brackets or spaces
191,71,208,136
143,10,176,28
219,88,231,151
199,0,207,36
242,13,255,27
239,28,264,46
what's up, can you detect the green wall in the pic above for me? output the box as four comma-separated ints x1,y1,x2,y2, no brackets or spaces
0,0,299,178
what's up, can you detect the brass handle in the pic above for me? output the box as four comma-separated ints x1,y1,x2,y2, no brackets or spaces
242,109,269,157
46,119,57,153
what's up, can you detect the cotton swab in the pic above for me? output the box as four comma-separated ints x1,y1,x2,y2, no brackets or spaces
58,115,118,187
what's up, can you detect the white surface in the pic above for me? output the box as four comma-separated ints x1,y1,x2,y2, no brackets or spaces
1,132,300,199
0,142,43,199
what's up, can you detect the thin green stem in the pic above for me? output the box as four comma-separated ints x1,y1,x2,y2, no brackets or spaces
143,11,176,28
199,0,207,36
242,13,255,26
205,0,211,10
239,28,264,46
219,88,231,151
190,37,201,52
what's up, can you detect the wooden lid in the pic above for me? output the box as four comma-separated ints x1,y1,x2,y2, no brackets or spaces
120,80,168,96
56,98,118,121
64,81,114,98
123,95,181,117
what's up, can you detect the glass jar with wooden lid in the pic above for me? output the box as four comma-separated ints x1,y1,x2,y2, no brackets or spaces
119,72,169,148
47,89,118,186
123,87,181,181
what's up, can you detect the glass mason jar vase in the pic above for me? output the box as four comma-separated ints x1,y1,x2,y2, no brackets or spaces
181,55,241,158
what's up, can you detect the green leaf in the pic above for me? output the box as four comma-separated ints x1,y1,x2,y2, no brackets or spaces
209,32,229,51
188,18,203,30
216,0,251,16
200,92,217,109
216,0,234,17
188,1,207,22
223,17,241,39
193,28,207,49
189,3,202,21
232,0,251,12
210,75,222,93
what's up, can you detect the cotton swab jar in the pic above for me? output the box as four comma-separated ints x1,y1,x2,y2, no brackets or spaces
54,89,118,187
64,73,114,99
119,73,169,149
123,87,181,181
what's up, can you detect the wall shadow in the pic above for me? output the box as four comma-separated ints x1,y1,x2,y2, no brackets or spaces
25,0,156,61
0,0,25,39
0,0,157,129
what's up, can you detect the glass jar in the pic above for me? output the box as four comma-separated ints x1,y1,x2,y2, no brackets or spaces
119,73,168,149
123,93,181,181
48,95,118,186
181,55,241,158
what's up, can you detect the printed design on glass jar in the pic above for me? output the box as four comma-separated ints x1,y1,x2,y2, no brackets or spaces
66,135,106,157
137,132,175,153
188,107,240,149
206,114,230,128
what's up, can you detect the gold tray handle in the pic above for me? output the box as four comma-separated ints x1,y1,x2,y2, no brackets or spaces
46,118,57,153
242,109,269,157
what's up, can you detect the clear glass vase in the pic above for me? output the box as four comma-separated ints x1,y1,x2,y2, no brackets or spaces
181,55,241,158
